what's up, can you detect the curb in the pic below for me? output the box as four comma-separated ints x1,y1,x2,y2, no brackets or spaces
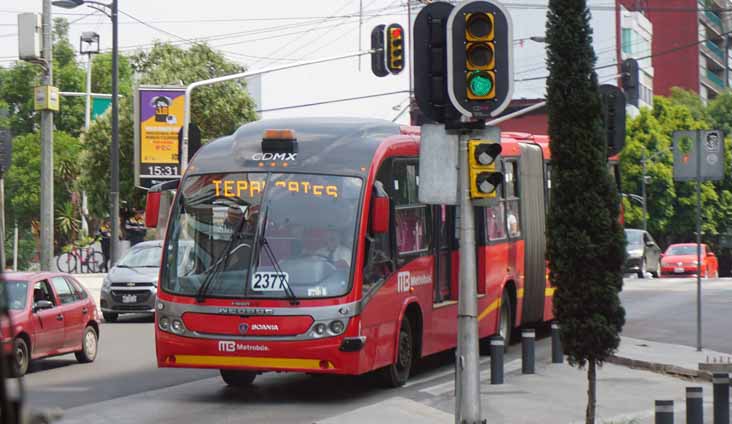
608,355,714,382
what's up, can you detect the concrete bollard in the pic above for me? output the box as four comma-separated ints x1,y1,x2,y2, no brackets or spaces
685,387,703,424
521,329,535,374
654,400,674,424
551,322,563,364
490,336,504,385
713,373,730,424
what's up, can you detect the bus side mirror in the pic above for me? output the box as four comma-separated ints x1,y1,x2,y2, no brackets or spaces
145,192,161,228
372,196,390,234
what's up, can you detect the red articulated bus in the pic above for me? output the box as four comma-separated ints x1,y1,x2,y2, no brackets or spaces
150,117,556,388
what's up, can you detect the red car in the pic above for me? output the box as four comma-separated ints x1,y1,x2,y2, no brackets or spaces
660,243,719,278
1,272,100,376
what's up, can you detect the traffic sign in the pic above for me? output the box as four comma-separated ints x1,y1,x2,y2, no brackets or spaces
673,130,725,181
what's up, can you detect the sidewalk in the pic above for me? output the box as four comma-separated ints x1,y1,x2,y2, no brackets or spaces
317,336,731,424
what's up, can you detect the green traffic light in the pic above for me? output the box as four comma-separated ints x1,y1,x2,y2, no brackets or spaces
468,71,493,97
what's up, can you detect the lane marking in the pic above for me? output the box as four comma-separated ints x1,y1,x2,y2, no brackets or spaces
419,359,521,396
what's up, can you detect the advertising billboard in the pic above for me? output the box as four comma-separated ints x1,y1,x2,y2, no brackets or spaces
134,86,185,187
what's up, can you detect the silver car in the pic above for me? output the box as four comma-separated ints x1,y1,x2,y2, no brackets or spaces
100,240,163,322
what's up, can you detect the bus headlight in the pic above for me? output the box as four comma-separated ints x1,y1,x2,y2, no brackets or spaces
329,320,345,335
159,317,170,331
313,323,327,336
171,319,186,334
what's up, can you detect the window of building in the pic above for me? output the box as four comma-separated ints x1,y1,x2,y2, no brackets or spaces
622,28,633,54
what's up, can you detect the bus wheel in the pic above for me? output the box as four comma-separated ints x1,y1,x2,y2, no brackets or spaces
220,370,256,387
381,316,413,388
498,291,513,348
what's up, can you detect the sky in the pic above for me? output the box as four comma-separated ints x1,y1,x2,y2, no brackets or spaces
0,1,619,129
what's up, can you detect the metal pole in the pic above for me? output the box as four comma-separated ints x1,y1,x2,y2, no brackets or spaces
713,373,730,424
490,336,504,385
110,0,120,266
180,49,374,172
12,221,17,271
521,329,535,374
456,132,481,424
641,152,647,232
551,321,563,363
695,130,702,351
40,0,54,271
654,400,674,424
0,175,5,271
85,54,92,129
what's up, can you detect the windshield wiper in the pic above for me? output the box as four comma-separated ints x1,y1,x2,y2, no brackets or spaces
196,212,248,302
258,206,299,306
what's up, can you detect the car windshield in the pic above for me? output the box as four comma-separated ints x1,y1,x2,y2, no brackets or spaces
625,230,643,246
117,245,162,268
665,245,698,255
162,172,363,299
0,281,28,311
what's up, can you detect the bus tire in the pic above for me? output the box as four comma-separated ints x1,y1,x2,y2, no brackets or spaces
498,290,513,349
220,370,256,387
381,315,413,388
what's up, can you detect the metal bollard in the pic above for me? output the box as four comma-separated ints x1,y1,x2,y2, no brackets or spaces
521,329,535,374
713,373,730,424
551,322,563,363
490,336,504,385
654,400,674,424
685,387,703,424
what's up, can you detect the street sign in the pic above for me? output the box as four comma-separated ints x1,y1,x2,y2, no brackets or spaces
673,130,725,181
91,97,112,120
418,123,458,205
134,86,186,187
0,128,11,173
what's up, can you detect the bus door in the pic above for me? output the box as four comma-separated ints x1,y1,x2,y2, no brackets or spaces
518,143,546,324
433,205,455,304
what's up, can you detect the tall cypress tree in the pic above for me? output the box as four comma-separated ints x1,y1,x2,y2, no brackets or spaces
545,1,626,423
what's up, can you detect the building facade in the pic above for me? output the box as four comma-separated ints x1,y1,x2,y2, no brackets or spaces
646,0,731,103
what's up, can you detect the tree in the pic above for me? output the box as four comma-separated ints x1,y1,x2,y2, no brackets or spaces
545,1,626,423
81,42,257,219
3,131,82,251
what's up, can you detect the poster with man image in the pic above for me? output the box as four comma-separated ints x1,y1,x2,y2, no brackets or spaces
135,87,185,183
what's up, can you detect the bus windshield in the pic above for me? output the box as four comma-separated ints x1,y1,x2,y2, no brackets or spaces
162,172,363,299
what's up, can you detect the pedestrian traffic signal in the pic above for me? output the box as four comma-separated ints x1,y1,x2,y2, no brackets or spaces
386,24,404,74
370,25,388,78
447,0,513,120
413,1,460,124
468,139,503,198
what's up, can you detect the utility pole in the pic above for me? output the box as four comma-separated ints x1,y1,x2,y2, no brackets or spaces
13,221,18,271
641,151,647,232
81,31,99,239
110,0,120,266
40,0,54,271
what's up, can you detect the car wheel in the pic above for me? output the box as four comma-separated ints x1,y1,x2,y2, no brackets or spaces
651,260,661,278
220,370,256,387
638,259,647,279
381,315,413,388
75,326,98,363
103,312,118,322
11,337,29,377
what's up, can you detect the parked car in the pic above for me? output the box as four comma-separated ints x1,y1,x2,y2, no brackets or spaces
660,243,719,278
624,228,662,278
0,272,100,376
100,240,164,322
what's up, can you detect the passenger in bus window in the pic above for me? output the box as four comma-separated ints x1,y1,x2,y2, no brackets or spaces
486,204,506,241
506,205,519,237
315,229,351,267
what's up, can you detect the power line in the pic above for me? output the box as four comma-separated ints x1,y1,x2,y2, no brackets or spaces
257,90,409,113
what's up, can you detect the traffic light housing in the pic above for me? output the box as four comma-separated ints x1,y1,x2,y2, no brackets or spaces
386,24,404,74
599,84,626,157
413,2,461,124
468,139,503,199
447,0,513,120
370,25,388,78
621,58,639,107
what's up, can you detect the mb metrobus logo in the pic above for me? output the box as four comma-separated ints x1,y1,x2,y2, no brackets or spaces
218,341,236,352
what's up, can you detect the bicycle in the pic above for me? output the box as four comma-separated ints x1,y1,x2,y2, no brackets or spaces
56,238,106,274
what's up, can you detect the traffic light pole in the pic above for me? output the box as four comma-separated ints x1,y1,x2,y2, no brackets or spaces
456,131,483,424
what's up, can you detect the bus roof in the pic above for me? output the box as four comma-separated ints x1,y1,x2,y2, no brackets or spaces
187,117,403,177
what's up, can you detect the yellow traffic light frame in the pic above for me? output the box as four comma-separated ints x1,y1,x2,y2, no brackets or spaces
466,41,495,70
387,26,404,72
466,70,496,100
468,139,502,199
464,12,495,41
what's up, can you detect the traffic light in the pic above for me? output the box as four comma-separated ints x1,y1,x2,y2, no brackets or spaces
370,25,388,78
599,84,626,157
621,58,639,107
386,24,404,74
447,0,513,120
468,139,503,199
413,1,460,124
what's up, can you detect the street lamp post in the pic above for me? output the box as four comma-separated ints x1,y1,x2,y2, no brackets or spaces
53,0,120,266
80,31,99,238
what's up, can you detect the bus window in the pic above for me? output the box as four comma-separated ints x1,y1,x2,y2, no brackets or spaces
393,160,431,262
485,203,507,242
503,160,521,238
363,180,393,296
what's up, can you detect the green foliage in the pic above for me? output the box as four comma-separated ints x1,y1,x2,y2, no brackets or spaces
545,0,626,371
3,228,39,270
131,43,257,140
